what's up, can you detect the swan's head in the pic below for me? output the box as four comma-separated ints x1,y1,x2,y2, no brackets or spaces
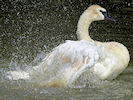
86,5,116,22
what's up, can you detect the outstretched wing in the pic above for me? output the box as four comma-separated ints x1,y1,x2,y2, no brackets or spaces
38,40,103,84
42,40,103,72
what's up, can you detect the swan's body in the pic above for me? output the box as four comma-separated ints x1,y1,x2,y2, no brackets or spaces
7,5,130,87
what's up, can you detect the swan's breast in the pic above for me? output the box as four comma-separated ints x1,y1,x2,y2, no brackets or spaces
93,42,130,80
106,42,130,67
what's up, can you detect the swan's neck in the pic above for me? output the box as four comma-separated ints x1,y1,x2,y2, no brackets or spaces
77,10,94,42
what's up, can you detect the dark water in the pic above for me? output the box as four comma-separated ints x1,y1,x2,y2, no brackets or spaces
0,0,133,100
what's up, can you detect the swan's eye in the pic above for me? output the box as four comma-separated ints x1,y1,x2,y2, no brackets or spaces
99,10,106,14
99,10,108,18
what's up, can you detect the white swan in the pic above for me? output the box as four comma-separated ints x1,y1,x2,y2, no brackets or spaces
7,5,130,87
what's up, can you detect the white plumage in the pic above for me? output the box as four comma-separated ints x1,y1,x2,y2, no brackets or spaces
56,40,101,66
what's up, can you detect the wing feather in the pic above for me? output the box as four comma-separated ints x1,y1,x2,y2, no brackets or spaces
53,40,102,69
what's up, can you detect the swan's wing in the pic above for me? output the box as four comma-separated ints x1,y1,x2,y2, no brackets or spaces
33,40,104,85
45,40,103,71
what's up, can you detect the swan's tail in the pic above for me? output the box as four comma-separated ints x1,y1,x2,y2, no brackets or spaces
6,70,30,80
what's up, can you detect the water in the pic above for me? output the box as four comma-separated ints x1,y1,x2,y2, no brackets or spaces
0,0,133,100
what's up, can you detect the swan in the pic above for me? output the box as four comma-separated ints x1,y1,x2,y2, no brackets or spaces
7,5,130,87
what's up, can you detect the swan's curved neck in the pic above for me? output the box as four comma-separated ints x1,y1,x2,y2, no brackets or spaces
77,10,94,42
